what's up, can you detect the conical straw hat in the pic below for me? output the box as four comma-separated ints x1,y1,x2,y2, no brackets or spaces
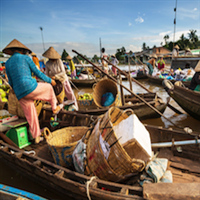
66,55,72,60
194,61,200,72
174,45,180,49
31,52,36,56
2,39,32,55
151,54,157,59
42,47,61,59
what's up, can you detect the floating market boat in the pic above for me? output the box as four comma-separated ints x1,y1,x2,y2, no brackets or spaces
70,78,97,88
0,118,199,200
42,92,168,120
163,80,200,120
0,183,47,200
147,74,191,87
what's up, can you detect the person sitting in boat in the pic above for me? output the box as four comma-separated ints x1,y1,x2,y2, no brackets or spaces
110,54,119,76
146,54,157,75
189,61,200,91
31,52,40,70
172,45,179,58
43,47,78,109
3,39,61,144
101,47,109,74
184,48,193,56
157,55,165,70
66,55,76,79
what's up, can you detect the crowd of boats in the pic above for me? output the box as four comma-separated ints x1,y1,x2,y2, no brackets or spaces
0,47,200,199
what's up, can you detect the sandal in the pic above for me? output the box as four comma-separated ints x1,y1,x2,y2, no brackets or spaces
35,136,44,144
53,104,64,115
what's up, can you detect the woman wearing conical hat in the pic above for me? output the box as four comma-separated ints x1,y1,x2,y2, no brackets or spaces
172,44,179,58
146,54,157,75
184,48,193,56
189,61,200,91
110,54,119,76
43,47,78,109
3,39,61,143
66,55,76,79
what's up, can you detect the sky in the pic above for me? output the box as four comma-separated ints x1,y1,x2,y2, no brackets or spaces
0,0,200,59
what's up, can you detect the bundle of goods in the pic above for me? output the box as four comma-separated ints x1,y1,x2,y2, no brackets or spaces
72,107,152,182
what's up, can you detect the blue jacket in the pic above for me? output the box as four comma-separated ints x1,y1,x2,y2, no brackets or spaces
6,53,51,100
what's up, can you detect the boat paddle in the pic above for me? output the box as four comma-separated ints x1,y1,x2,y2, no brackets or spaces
72,50,182,129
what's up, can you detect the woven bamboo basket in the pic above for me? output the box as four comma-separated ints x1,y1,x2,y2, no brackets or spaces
93,78,121,108
99,107,145,176
85,119,124,182
8,89,43,118
44,126,89,168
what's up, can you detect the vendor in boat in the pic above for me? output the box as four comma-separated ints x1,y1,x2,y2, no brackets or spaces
43,47,78,109
184,48,193,56
157,55,165,70
146,54,157,75
189,61,200,91
66,55,76,79
31,52,40,70
3,39,61,143
110,54,119,75
101,47,109,74
172,45,179,58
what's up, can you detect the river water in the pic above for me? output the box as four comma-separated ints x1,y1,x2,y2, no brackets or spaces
0,65,199,199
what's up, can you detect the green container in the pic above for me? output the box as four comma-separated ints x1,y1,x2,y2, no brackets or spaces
6,126,31,149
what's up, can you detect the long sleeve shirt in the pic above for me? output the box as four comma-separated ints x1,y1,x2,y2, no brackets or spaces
111,57,119,66
45,59,67,83
6,52,51,100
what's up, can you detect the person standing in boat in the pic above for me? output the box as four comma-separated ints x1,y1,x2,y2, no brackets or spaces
110,54,119,75
67,55,76,79
101,48,109,74
146,54,157,75
157,55,165,70
189,61,200,92
31,52,40,70
184,48,193,56
43,47,78,109
3,39,61,144
172,45,179,58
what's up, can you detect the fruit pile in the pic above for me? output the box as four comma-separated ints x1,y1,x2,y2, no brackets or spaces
0,115,12,119
78,93,93,100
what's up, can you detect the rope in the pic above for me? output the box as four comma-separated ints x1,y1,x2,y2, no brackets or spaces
86,176,97,200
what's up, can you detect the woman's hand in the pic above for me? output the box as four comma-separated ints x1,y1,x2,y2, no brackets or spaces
51,76,55,80
51,79,56,86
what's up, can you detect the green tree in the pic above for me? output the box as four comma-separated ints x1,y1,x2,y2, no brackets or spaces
0,51,4,57
61,49,68,60
115,46,126,62
142,43,147,50
92,54,100,63
163,35,169,45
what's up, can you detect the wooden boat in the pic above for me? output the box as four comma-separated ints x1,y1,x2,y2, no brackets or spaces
42,93,168,121
163,80,200,120
147,74,191,87
0,118,200,200
70,78,97,88
0,183,47,200
121,74,147,81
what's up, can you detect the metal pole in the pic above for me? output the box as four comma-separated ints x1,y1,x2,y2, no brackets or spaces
173,0,178,49
40,27,45,52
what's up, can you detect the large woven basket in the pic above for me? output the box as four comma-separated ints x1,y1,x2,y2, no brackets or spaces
98,107,145,177
85,119,124,182
93,78,121,108
8,89,43,118
44,126,89,168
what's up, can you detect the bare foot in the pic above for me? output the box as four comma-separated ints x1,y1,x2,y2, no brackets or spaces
53,104,63,114
35,136,44,144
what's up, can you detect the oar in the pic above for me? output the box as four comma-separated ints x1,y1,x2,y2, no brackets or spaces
72,50,181,128
103,58,183,115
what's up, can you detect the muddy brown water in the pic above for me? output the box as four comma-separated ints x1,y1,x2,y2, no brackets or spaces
0,69,199,199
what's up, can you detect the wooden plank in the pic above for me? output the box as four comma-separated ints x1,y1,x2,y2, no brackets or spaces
2,119,27,128
143,183,200,200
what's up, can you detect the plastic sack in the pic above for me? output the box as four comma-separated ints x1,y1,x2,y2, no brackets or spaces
72,140,86,174
101,92,115,107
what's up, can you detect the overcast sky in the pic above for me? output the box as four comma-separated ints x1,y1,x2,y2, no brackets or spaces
0,0,200,59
